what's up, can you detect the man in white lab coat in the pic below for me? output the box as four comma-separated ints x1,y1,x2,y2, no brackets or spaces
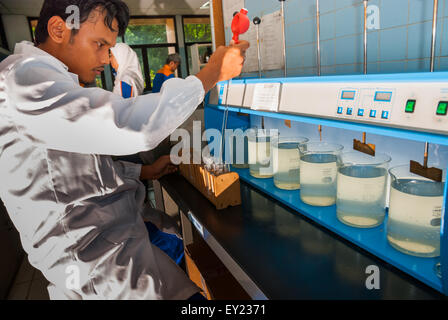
0,0,249,300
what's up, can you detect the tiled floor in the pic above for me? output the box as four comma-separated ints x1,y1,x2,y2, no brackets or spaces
7,255,49,300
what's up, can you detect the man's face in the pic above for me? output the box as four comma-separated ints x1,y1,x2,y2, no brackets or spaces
59,9,118,84
169,61,180,72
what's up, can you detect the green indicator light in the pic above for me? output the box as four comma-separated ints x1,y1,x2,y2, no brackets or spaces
405,100,416,113
437,102,448,115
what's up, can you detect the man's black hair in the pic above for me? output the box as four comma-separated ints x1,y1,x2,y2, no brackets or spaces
35,0,130,45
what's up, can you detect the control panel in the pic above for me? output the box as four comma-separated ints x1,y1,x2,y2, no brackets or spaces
336,88,395,122
279,81,448,134
209,73,448,135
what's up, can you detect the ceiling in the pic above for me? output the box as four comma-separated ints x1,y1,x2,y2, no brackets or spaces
0,0,210,16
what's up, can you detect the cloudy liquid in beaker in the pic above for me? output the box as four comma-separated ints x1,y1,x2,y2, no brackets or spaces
274,142,301,190
231,134,249,169
300,154,338,206
387,179,444,258
249,139,273,178
337,166,388,228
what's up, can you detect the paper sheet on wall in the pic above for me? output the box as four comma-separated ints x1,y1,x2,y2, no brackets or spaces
240,26,259,73
223,0,246,28
259,10,285,71
251,83,281,112
239,10,285,73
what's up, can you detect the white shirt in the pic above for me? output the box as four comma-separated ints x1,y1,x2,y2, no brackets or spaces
0,42,204,300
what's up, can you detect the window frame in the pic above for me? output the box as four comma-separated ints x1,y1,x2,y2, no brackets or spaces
0,15,10,51
181,15,213,76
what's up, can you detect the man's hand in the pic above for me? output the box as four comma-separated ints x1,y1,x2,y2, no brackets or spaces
196,40,250,93
140,155,178,180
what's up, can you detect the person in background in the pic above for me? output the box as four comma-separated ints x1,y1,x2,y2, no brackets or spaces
152,53,181,93
110,42,145,97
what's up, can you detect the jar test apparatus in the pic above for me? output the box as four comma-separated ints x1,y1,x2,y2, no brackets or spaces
410,0,443,183
203,0,448,295
353,0,376,157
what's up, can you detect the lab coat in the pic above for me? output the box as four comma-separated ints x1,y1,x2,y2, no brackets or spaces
0,42,204,299
111,43,145,97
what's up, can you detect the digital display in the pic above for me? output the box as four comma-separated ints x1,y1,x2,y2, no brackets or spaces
341,91,355,100
437,101,448,115
375,92,392,102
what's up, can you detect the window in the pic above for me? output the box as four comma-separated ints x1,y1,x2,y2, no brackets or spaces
95,74,106,89
120,17,179,92
28,18,38,43
183,17,212,43
182,16,212,76
125,18,176,45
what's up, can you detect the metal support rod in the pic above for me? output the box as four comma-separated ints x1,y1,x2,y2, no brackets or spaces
430,0,439,72
316,0,321,76
256,25,262,78
361,1,369,150
253,17,265,129
363,0,368,74
279,0,287,77
424,0,439,168
316,0,322,139
254,17,262,78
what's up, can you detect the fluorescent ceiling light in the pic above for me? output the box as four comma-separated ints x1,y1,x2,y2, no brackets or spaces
200,1,210,9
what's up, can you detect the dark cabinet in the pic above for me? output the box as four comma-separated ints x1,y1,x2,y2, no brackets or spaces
0,200,24,299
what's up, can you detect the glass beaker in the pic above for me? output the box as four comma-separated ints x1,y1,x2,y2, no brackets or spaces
299,142,344,206
272,136,309,190
387,165,445,258
248,128,278,179
336,152,391,228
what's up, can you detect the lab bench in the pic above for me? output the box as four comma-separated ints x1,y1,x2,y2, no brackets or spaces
159,173,445,300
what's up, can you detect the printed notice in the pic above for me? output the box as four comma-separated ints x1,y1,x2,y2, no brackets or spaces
240,26,259,73
251,83,281,112
223,0,245,28
260,10,285,71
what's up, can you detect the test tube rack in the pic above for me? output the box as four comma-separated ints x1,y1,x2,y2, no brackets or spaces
179,162,242,210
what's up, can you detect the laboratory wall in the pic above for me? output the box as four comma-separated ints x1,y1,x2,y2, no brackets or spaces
1,15,32,52
225,0,448,77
